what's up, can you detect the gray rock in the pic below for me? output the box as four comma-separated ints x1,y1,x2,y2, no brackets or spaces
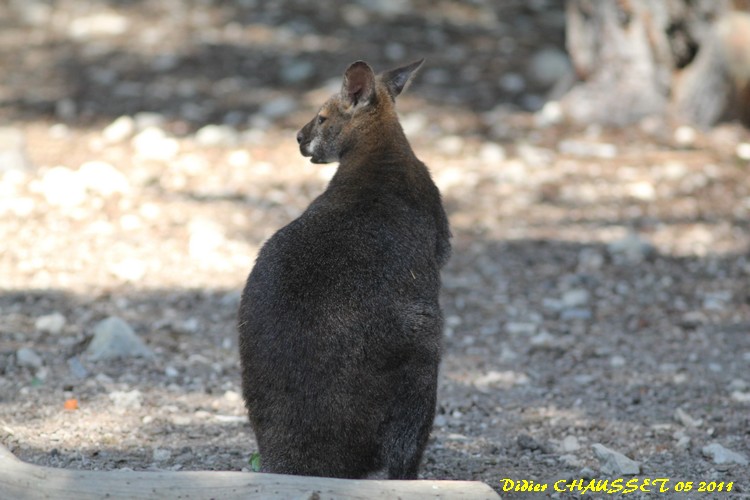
67,357,89,379
702,443,749,465
280,60,314,84
109,389,143,411
592,443,640,475
561,435,581,453
195,124,238,147
16,347,43,369
86,317,154,361
35,312,66,334
560,308,592,321
674,408,703,428
259,97,297,120
607,233,654,264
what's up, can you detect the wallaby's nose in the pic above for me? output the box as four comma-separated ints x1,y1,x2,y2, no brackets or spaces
296,131,304,145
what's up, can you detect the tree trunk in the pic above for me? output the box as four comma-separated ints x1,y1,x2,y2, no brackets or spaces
562,0,750,128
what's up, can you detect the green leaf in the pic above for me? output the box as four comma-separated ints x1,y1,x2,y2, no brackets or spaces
249,452,261,472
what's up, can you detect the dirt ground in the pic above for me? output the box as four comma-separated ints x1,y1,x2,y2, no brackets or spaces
1,1,749,498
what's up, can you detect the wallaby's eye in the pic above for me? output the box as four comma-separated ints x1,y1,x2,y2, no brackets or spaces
317,115,327,125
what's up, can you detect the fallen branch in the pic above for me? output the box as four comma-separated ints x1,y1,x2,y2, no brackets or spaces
0,443,499,499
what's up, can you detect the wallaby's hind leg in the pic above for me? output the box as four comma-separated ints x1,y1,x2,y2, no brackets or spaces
382,369,437,479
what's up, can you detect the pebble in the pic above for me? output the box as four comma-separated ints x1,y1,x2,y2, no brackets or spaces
280,60,314,84
558,139,618,159
78,161,130,196
152,448,172,462
35,166,87,207
730,391,750,403
701,443,749,465
35,312,66,334
102,116,135,144
68,12,130,39
517,434,541,451
609,355,626,368
535,101,564,127
561,289,589,308
67,357,89,379
86,317,154,361
195,124,238,147
560,435,581,453
505,322,538,336
499,73,525,94
674,408,703,428
132,127,179,161
736,142,750,161
478,142,506,163
592,443,640,475
109,389,143,411
559,454,582,467
607,233,654,264
16,347,43,369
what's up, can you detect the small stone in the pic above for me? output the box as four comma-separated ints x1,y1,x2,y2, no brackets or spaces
561,289,589,308
67,357,89,379
577,248,605,271
517,434,541,451
195,124,238,147
152,448,172,462
102,116,135,144
499,73,525,93
731,391,750,403
165,366,179,378
109,389,143,411
16,348,43,369
561,435,581,453
674,408,703,428
592,443,640,475
505,322,538,336
609,355,626,368
607,233,654,264
86,317,154,361
558,140,618,159
559,454,582,467
560,308,592,321
535,101,564,127
78,161,130,196
109,258,148,282
35,312,66,334
132,127,179,161
68,12,129,39
702,443,749,465
36,166,87,207
478,142,506,163
433,414,447,427
736,142,750,161
280,60,314,84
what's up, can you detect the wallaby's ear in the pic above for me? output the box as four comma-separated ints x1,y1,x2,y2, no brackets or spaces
382,59,424,100
342,61,376,108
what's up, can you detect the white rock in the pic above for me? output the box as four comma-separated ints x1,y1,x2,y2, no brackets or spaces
736,142,750,161
592,443,640,475
478,142,506,163
561,435,581,452
36,166,87,207
109,389,143,411
86,317,154,361
558,140,618,159
535,101,564,127
79,161,130,196
562,289,589,308
731,391,750,403
109,258,148,282
195,124,238,147
609,355,626,368
702,443,749,465
674,408,703,428
474,370,529,388
627,181,656,201
132,127,179,161
102,116,135,144
674,125,696,146
69,12,130,39
188,218,226,259
505,322,538,336
16,348,43,369
35,312,66,334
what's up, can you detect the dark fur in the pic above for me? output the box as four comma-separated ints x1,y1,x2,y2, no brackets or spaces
238,59,451,479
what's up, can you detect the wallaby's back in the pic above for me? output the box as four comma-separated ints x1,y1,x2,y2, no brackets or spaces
238,59,450,479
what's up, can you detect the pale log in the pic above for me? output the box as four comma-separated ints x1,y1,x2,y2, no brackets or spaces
0,444,500,500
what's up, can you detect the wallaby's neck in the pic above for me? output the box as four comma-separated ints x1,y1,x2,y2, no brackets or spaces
339,118,418,170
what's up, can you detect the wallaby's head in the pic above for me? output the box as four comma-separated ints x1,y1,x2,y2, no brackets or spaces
297,59,424,164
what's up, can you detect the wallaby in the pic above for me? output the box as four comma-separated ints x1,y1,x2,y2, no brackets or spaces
238,59,451,479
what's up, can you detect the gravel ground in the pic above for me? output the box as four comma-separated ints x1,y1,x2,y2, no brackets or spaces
2,1,750,498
